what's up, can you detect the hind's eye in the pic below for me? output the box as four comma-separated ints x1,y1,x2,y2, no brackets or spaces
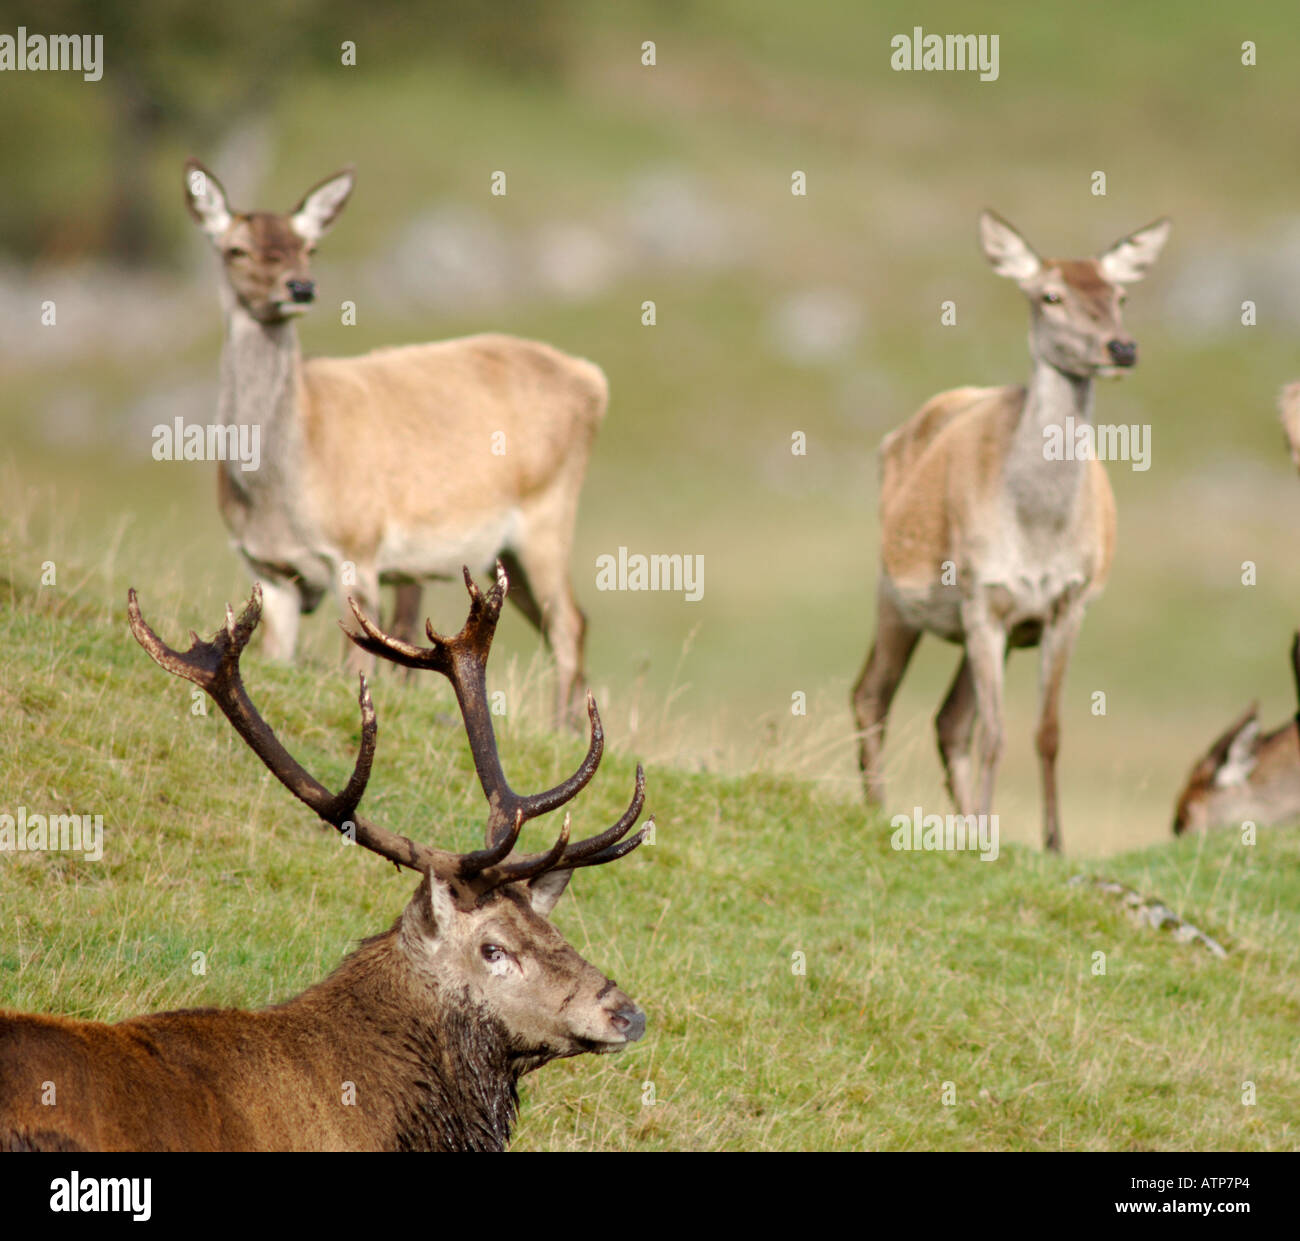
481,944,506,963
1042,292,1062,304
225,247,247,260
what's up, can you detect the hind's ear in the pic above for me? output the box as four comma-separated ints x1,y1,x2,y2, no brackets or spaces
291,168,354,244
184,158,232,238
978,210,1041,282
1097,218,1170,284
1213,710,1261,788
527,869,572,918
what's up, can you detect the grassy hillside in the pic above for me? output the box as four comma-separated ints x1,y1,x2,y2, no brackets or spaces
2,532,1296,1151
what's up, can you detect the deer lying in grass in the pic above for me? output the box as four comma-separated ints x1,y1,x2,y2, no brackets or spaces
184,158,608,724
1172,633,1300,834
0,566,649,1152
853,210,1170,852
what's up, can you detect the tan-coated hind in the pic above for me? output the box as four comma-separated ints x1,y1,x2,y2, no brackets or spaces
186,159,606,724
853,210,1170,852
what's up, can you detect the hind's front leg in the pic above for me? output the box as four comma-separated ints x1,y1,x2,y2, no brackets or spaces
244,569,302,662
336,563,380,676
852,585,921,807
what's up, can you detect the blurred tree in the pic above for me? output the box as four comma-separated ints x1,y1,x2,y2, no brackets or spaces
0,0,571,265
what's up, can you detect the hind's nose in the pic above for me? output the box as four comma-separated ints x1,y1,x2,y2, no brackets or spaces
287,278,315,304
610,1004,646,1042
1107,338,1137,367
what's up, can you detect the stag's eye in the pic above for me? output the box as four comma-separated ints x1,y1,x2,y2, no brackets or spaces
225,247,247,260
481,944,507,963
1042,291,1062,305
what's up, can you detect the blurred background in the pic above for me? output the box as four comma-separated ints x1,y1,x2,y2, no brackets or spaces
2,0,1298,855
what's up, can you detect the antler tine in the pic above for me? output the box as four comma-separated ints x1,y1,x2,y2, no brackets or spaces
346,600,452,674
472,768,650,893
563,817,654,870
341,565,510,674
128,588,437,874
458,808,528,878
479,813,573,884
517,693,604,820
334,674,377,826
555,763,646,864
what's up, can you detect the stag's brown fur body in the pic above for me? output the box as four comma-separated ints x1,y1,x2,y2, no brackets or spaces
2,917,524,1152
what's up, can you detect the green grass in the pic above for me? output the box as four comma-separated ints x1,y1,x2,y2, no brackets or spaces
2,530,1297,1151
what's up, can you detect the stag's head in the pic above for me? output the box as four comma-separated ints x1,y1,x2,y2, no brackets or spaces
399,865,644,1065
128,565,648,1072
184,157,354,324
979,210,1170,379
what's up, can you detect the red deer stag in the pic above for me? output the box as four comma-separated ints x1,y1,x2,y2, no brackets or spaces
853,210,1170,852
0,566,649,1152
1172,633,1300,834
184,158,607,724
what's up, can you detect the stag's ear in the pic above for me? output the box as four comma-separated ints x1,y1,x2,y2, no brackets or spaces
184,158,232,237
527,869,573,918
408,871,457,937
1097,218,1170,283
291,168,354,244
978,210,1041,282
1212,708,1261,788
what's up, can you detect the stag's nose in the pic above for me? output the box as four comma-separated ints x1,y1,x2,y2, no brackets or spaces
610,1004,646,1042
287,278,315,304
1107,338,1137,367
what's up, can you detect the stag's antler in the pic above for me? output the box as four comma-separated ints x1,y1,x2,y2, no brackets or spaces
345,565,651,887
127,565,650,899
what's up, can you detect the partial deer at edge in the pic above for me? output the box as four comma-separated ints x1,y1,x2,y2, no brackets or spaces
1172,632,1300,834
1172,389,1300,832
185,159,606,725
0,566,649,1152
853,210,1170,852
1279,382,1300,473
